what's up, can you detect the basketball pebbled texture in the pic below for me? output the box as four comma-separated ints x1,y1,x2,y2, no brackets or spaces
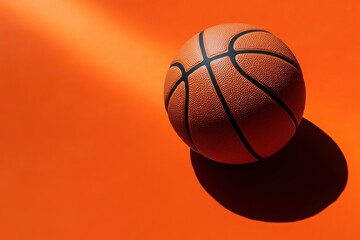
164,23,306,164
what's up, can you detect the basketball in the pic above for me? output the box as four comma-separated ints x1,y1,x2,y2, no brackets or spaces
164,23,306,164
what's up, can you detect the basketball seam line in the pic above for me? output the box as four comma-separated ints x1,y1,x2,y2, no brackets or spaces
235,49,301,71
198,31,263,161
165,29,300,160
165,29,273,160
165,62,185,110
184,78,197,151
166,30,267,109
166,38,301,110
165,63,198,151
229,56,299,127
228,32,298,126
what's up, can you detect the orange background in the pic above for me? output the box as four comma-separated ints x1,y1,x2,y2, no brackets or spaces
0,0,359,239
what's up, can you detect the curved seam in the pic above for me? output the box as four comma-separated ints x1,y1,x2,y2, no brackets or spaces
165,63,186,110
166,63,198,151
184,79,198,151
228,33,299,127
198,31,263,161
165,78,183,110
229,56,298,127
235,49,301,72
167,30,267,109
167,28,292,159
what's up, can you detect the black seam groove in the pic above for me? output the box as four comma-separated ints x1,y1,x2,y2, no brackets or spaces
183,79,197,151
166,30,269,109
228,34,298,126
165,63,185,110
170,62,186,73
165,79,182,110
166,63,197,151
198,31,263,161
235,49,301,71
166,28,301,159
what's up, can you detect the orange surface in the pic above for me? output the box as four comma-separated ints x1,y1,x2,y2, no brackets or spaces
0,0,359,239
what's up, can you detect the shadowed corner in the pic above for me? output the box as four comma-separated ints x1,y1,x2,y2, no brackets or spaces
191,118,348,222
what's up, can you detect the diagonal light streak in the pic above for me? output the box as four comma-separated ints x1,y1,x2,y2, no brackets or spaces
0,0,172,107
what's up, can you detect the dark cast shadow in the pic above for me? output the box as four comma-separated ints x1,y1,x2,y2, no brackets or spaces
191,119,348,222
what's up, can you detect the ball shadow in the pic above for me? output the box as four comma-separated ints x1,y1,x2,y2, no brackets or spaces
191,119,348,222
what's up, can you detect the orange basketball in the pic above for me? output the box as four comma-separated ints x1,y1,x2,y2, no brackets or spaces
164,23,306,164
